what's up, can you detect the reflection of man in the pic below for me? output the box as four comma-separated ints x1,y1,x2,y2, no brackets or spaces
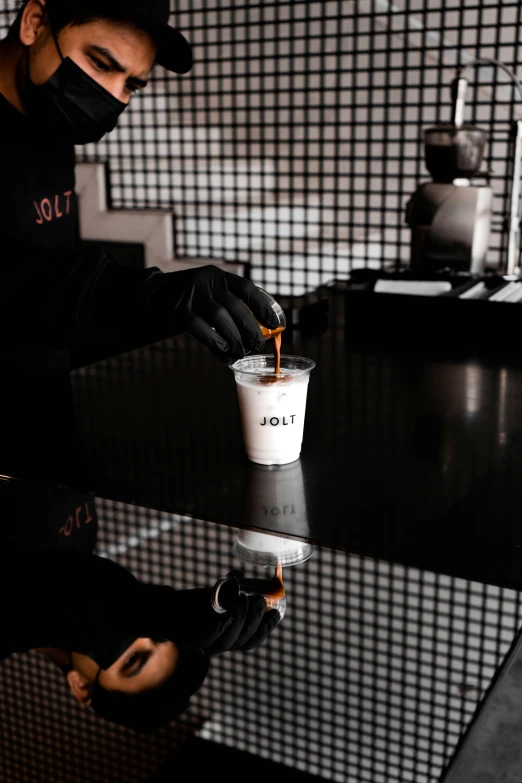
0,0,279,366
1,482,99,551
0,487,280,731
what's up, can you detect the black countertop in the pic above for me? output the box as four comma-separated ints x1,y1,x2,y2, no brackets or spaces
2,289,522,590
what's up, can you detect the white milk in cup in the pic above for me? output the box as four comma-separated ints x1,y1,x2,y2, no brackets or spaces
230,355,315,465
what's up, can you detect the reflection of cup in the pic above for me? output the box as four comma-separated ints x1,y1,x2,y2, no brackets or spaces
233,530,313,568
244,460,308,535
230,355,315,465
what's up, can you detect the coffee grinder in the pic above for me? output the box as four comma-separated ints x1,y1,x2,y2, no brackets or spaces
406,59,522,277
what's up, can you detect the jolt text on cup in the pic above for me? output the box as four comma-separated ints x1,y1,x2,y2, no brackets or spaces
260,415,296,426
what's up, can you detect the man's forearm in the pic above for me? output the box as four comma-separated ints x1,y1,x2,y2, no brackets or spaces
0,237,168,349
48,242,168,346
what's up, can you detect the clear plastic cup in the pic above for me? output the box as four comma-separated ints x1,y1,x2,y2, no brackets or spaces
230,355,315,465
245,288,286,341
256,289,287,340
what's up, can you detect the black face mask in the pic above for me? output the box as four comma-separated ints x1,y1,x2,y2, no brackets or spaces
71,626,171,672
73,635,141,671
24,29,127,144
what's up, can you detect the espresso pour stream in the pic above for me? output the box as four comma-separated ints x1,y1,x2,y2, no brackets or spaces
254,298,285,375
246,288,286,373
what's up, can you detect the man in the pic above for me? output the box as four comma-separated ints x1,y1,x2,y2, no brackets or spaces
0,0,279,365
0,2,282,731
0,484,280,731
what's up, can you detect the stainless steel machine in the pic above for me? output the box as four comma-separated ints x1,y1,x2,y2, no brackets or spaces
406,59,522,277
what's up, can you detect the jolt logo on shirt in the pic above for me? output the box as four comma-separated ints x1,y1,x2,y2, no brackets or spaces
33,190,74,225
59,502,94,538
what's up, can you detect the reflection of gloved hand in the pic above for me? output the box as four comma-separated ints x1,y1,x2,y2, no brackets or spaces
140,571,281,656
145,266,280,362
217,568,284,653
173,569,281,656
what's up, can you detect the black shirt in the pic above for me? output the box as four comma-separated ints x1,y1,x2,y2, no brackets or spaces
0,547,140,662
0,92,79,252
0,91,173,359
0,481,98,553
0,482,100,662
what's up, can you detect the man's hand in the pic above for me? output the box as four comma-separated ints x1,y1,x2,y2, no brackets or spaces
139,571,282,655
201,591,281,656
146,265,281,362
170,572,282,656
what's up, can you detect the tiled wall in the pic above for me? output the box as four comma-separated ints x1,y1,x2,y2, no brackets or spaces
2,1,520,294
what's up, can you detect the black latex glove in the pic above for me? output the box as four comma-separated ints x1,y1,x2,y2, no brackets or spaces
139,571,281,656
145,265,281,362
227,583,282,653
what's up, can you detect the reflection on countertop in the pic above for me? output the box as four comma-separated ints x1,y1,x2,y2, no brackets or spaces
0,289,521,589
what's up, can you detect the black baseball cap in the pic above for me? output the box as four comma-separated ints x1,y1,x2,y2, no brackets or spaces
90,646,210,732
49,0,193,74
124,0,193,75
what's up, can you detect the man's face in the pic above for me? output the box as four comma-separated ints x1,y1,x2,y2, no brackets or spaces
22,1,157,104
68,638,180,701
99,638,179,694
